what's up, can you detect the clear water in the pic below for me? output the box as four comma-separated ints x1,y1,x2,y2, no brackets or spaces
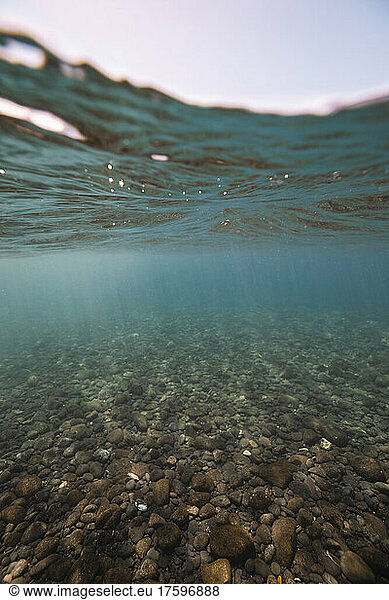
0,33,389,584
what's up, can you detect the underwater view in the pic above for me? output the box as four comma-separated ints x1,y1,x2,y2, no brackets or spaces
0,32,389,586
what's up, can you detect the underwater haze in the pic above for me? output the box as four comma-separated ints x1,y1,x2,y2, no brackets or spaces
0,33,389,585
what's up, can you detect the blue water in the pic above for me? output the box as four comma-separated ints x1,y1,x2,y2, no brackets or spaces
0,33,389,584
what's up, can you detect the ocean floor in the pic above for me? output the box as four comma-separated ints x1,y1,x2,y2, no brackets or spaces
0,306,389,584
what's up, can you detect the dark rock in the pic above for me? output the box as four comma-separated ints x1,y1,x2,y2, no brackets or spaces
35,537,59,561
253,557,271,578
250,489,271,511
256,524,271,545
289,480,311,500
257,462,297,488
152,479,170,506
133,413,148,432
297,508,313,527
107,428,124,444
104,566,132,583
157,523,181,551
321,424,349,447
272,518,296,567
362,512,388,541
95,504,121,530
29,555,58,577
15,475,42,498
45,558,73,583
66,489,84,507
201,559,231,584
1,503,26,524
0,491,17,510
189,491,210,507
199,503,216,519
136,558,159,581
320,503,343,529
69,550,100,584
193,532,209,551
193,436,225,451
21,521,47,544
340,550,375,583
209,524,255,565
171,504,189,530
349,456,385,482
358,546,389,577
287,497,304,512
191,472,215,492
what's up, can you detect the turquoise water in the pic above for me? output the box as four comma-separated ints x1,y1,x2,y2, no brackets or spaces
0,33,389,585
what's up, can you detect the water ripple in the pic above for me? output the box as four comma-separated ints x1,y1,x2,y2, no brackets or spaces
0,33,388,252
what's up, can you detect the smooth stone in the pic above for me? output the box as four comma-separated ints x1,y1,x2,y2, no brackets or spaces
349,456,385,482
272,518,296,567
15,476,42,498
1,504,26,524
135,538,152,559
29,555,58,577
153,479,170,506
21,522,47,544
35,537,59,561
8,559,28,578
209,524,255,565
358,546,389,577
257,462,298,488
340,551,375,583
201,559,231,584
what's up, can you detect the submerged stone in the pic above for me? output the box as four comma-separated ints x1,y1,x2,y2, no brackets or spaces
95,504,121,530
152,478,170,506
272,518,297,567
157,523,181,551
358,546,389,577
349,456,385,482
201,559,232,584
257,462,298,488
15,475,42,498
340,551,375,583
209,524,255,565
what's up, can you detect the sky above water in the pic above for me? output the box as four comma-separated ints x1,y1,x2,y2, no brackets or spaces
0,0,388,113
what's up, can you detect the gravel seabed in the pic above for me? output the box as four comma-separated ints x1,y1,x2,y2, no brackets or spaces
0,306,388,584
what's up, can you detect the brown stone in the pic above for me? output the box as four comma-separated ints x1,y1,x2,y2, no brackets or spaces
153,479,170,506
272,518,296,567
257,462,297,488
15,476,42,498
340,551,375,583
201,559,231,584
210,524,255,565
349,456,385,482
